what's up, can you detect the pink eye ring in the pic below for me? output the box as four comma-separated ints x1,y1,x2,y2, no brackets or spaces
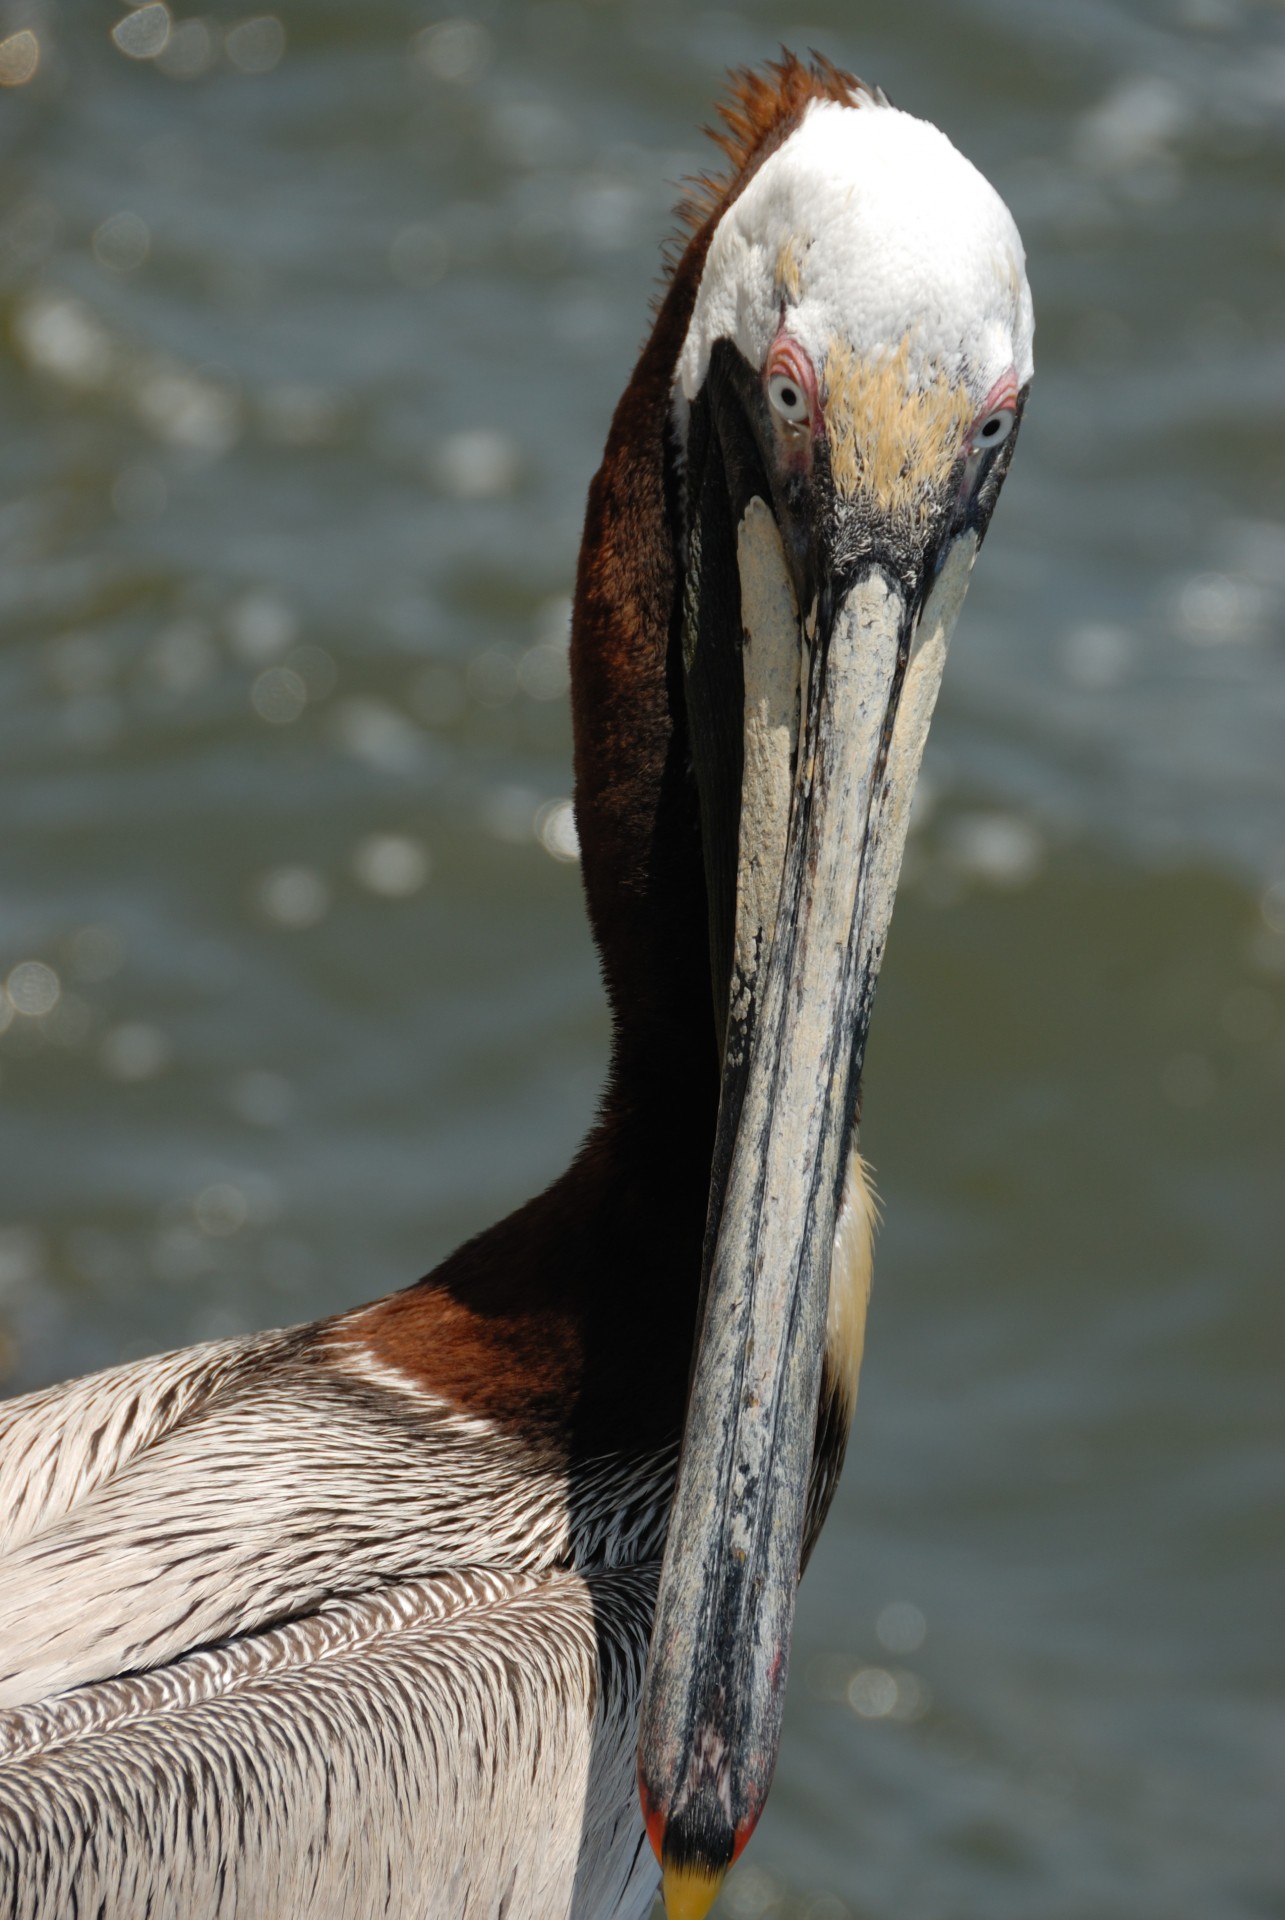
967,371,1019,458
764,334,816,431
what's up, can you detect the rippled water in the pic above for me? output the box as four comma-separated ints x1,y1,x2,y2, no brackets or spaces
1,1,1282,1915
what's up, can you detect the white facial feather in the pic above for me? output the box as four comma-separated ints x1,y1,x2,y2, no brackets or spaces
677,97,1034,405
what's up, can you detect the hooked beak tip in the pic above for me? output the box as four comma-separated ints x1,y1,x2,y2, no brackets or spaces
661,1862,728,1920
643,1782,757,1916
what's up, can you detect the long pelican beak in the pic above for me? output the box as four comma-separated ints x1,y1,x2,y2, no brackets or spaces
638,339,1024,1916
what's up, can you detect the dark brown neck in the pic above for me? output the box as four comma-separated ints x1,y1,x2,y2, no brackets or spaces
569,237,718,1122
355,239,721,1460
354,1087,714,1461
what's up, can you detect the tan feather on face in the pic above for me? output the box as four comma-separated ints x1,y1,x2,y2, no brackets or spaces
773,234,804,303
822,335,974,520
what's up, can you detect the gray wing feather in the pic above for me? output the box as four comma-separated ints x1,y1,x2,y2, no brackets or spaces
0,1335,672,1918
0,1564,662,1920
0,1333,577,1709
0,1331,279,1558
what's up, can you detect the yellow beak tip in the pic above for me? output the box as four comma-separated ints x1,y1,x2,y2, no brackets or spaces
662,1861,727,1920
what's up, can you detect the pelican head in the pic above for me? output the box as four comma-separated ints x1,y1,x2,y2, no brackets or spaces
635,72,1033,1917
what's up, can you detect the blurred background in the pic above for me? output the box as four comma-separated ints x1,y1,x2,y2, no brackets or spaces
1,0,1282,1914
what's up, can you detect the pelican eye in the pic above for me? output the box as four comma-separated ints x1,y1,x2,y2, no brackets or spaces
768,373,810,426
969,407,1015,455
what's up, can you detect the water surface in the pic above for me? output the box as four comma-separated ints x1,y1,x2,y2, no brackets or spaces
1,2,1282,1915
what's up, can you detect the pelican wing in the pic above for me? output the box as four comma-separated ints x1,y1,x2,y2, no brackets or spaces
0,1330,279,1557
0,1331,666,1917
0,1325,587,1711
0,1560,660,1920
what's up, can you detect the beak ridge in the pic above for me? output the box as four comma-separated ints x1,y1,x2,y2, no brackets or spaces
642,563,914,1887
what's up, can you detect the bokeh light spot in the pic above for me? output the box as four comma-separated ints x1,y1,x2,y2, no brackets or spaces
257,866,331,929
353,834,431,897
224,15,285,74
112,5,171,60
93,211,151,274
330,699,427,774
536,798,579,863
1174,571,1265,646
876,1600,927,1654
1258,878,1285,935
194,1182,249,1237
720,1865,783,1918
250,665,307,724
15,295,114,390
0,29,40,85
432,429,520,501
156,17,216,79
1062,622,1132,690
518,640,570,702
7,961,61,1019
946,812,1044,889
146,618,218,693
226,591,298,663
133,366,242,455
413,18,491,84
847,1666,899,1719
100,1022,172,1081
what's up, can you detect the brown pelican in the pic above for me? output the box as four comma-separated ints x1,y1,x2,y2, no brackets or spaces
0,55,1032,1920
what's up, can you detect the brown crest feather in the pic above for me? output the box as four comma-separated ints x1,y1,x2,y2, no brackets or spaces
665,50,878,274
